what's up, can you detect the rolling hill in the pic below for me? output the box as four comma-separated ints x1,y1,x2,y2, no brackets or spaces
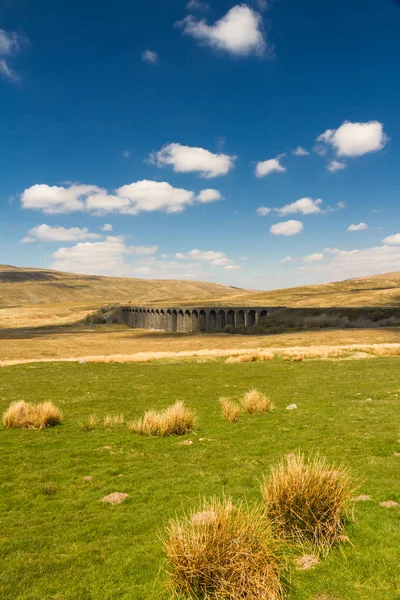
2,265,400,311
0,265,247,309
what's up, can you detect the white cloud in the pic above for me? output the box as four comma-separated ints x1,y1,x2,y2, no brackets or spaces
178,5,267,56
276,197,322,216
52,237,131,276
382,233,400,245
21,184,102,214
292,147,309,156
22,224,101,243
0,29,26,82
224,264,241,271
270,220,303,236
327,160,346,173
316,121,388,158
102,224,113,231
21,180,219,215
299,245,400,280
303,252,324,263
281,256,298,263
123,150,130,158
131,245,158,255
347,222,368,232
186,0,209,10
142,50,159,64
256,206,271,216
115,180,195,214
176,248,234,267
255,156,286,178
51,236,158,277
0,58,19,82
150,142,235,178
197,188,223,202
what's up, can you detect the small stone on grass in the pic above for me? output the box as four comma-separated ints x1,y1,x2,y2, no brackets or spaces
83,476,92,482
177,440,193,446
102,492,129,505
296,554,319,570
380,500,399,508
352,494,372,502
286,404,297,410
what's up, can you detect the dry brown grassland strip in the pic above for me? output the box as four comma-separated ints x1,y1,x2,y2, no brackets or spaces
1,325,400,363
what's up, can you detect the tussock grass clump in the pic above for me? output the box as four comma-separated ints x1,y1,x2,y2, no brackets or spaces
219,397,240,422
2,400,62,429
226,352,275,364
261,452,355,549
104,414,124,427
164,497,285,600
81,414,98,432
241,389,273,414
129,401,196,437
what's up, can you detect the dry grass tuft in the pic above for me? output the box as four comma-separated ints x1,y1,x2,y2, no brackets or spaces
281,348,347,361
104,414,124,427
129,401,196,437
219,397,240,422
81,414,98,432
2,400,62,429
226,351,275,364
241,389,273,414
261,452,355,549
164,497,285,600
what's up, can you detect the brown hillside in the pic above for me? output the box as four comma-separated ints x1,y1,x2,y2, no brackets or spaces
0,265,247,309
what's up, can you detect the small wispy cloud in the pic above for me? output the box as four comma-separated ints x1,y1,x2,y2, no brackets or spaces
142,50,159,64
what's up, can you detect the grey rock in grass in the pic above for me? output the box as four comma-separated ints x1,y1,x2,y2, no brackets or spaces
296,554,319,570
352,494,372,502
286,404,297,410
102,492,129,505
380,500,399,508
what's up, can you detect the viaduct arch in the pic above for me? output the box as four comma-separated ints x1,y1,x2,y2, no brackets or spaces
120,306,281,333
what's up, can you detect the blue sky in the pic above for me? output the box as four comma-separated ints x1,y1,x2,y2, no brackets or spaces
1,0,400,290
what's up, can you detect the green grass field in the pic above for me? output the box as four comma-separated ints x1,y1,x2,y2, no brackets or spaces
1,359,399,600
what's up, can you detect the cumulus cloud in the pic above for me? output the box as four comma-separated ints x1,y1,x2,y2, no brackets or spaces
21,180,221,215
142,49,159,64
316,120,388,158
256,206,271,216
255,156,286,178
292,147,309,156
175,248,238,268
178,4,267,56
0,29,26,82
22,224,101,243
347,222,368,231
102,224,113,231
327,160,346,173
281,256,298,263
276,197,322,216
52,237,132,276
270,220,303,236
197,188,223,202
51,236,158,276
299,245,400,280
382,233,400,245
150,142,236,178
303,252,324,263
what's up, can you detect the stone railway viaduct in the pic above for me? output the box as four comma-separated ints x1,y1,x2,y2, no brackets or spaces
121,306,282,333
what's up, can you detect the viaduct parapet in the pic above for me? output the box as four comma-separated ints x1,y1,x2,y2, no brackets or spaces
121,306,282,333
